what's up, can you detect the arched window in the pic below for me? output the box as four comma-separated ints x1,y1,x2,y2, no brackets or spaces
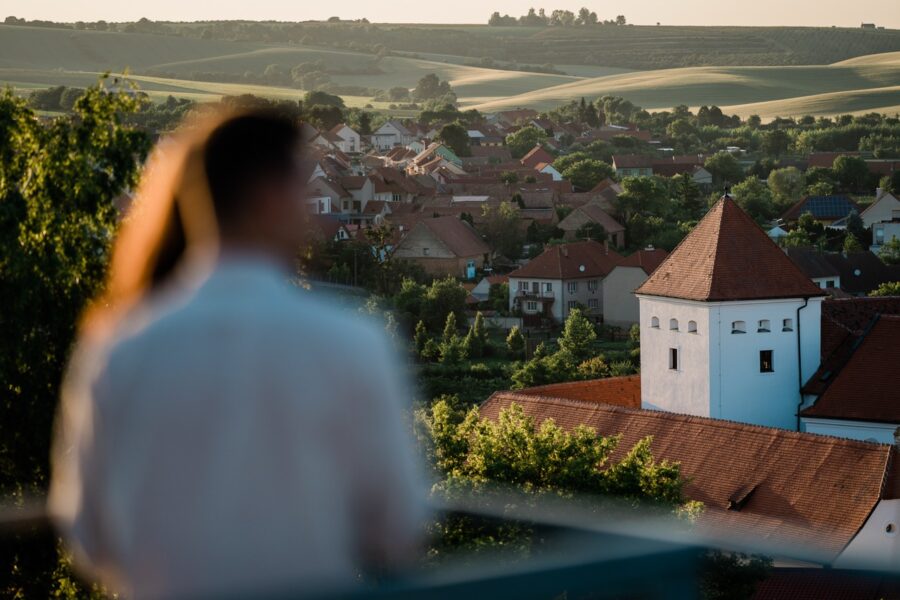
731,320,746,334
758,319,771,332
688,320,698,333
669,318,679,331
651,316,659,329
782,318,794,332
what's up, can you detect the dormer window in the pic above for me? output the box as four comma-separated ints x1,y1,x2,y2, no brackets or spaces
669,318,679,331
758,319,770,333
782,318,793,332
651,317,660,329
688,320,698,334
731,321,746,334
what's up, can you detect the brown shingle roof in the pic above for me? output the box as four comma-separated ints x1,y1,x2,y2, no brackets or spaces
509,240,623,280
481,392,894,561
753,568,900,600
521,145,555,169
636,196,826,302
417,216,489,258
801,315,900,424
517,376,641,408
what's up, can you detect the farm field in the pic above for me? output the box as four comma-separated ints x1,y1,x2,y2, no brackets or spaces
1,24,899,119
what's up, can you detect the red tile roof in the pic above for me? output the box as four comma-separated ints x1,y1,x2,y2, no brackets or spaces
509,240,623,280
636,196,826,301
521,145,555,169
612,154,654,169
517,376,641,408
481,392,895,561
415,216,490,258
753,568,900,600
801,315,900,424
618,248,669,275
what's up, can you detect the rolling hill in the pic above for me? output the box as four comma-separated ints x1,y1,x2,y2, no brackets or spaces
1,23,899,119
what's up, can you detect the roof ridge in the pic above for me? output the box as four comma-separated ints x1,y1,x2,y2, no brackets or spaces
487,390,895,451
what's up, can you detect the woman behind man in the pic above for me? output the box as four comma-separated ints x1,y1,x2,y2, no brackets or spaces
49,110,425,599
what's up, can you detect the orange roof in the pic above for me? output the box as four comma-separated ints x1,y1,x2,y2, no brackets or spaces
481,392,895,561
636,196,826,302
618,248,669,275
521,145,555,169
802,315,900,424
517,376,641,408
415,216,490,258
509,240,623,280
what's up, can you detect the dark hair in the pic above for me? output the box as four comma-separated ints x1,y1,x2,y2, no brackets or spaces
203,112,302,228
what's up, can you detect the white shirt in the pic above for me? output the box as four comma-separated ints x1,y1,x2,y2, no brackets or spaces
50,255,425,599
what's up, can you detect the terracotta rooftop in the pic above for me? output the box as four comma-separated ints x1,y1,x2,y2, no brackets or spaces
753,568,900,600
517,376,641,408
509,240,623,280
618,248,669,275
481,392,896,561
415,216,489,258
521,145,555,170
802,315,900,424
636,196,826,302
558,203,625,235
612,154,654,169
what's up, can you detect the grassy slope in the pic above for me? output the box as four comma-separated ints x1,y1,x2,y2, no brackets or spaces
1,25,898,118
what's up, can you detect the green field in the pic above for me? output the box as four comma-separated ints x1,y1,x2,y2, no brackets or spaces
1,23,899,119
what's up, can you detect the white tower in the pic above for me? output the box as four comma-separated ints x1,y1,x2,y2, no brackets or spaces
635,195,825,430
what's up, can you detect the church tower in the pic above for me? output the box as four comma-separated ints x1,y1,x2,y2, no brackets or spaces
635,195,826,430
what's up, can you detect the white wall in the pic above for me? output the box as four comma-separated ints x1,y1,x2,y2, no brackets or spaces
639,295,822,430
801,417,898,444
835,499,900,570
603,266,647,327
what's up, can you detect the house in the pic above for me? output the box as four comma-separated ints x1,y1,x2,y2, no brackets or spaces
392,216,489,279
307,177,351,215
481,391,900,570
787,249,900,296
861,191,900,228
494,108,539,127
534,162,563,181
800,311,900,443
471,274,509,302
601,248,669,327
520,145,555,170
508,240,623,322
339,175,375,216
557,202,626,247
612,155,654,178
636,194,827,431
782,195,860,225
328,124,361,154
785,248,842,290
372,120,413,150
306,214,351,242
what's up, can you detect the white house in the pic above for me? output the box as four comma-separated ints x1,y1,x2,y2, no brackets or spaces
328,124,361,154
372,120,413,150
860,190,900,228
636,195,827,431
508,240,623,323
600,249,668,327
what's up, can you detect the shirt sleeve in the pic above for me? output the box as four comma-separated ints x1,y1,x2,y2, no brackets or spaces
349,325,428,571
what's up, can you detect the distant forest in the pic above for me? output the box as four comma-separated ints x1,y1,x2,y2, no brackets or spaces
4,16,900,69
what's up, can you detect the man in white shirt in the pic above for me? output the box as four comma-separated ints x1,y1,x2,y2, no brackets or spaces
50,111,426,599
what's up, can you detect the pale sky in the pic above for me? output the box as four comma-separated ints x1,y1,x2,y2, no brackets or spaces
4,0,899,28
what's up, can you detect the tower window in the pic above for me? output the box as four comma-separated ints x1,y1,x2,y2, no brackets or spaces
688,320,698,333
760,350,774,373
782,318,793,332
732,321,746,334
669,348,679,371
651,316,659,329
669,318,679,331
758,319,770,333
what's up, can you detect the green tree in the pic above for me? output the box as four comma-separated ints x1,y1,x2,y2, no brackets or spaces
845,210,868,248
767,166,805,212
414,320,430,358
480,202,524,259
832,155,870,192
704,151,744,187
505,126,546,159
436,122,471,157
557,308,597,362
670,173,704,219
878,237,900,265
761,128,791,157
0,81,150,596
302,90,345,108
412,73,454,102
506,326,525,357
843,232,863,252
561,159,614,191
870,281,900,297
731,176,775,224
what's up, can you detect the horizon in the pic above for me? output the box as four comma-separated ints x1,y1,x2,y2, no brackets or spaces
4,0,900,30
